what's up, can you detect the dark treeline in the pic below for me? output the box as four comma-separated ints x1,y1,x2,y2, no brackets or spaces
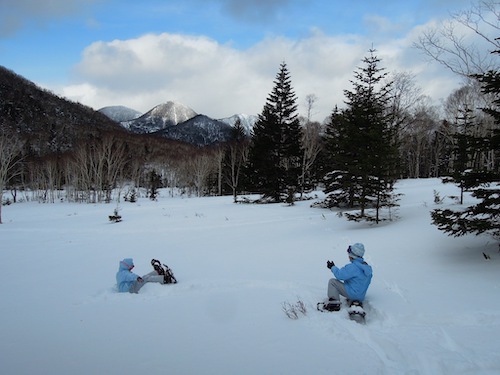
1,47,499,236
0,56,498,202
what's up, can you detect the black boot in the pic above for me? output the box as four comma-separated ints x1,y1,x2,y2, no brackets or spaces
349,300,363,308
324,298,341,311
151,259,164,275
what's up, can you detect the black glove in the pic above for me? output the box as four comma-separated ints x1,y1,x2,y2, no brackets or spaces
327,260,335,269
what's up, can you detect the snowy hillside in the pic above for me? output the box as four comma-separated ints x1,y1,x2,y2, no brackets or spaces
1,179,499,374
98,105,142,122
123,101,197,133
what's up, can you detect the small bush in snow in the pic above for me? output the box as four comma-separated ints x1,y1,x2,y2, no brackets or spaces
433,190,444,204
109,208,122,223
282,299,307,320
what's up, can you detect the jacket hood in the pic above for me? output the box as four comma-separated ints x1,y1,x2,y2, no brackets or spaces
352,257,372,277
119,258,134,271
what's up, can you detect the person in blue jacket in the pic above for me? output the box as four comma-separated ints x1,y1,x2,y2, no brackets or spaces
116,258,167,293
326,243,373,310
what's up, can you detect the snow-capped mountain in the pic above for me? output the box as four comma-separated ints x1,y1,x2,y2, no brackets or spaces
123,101,197,134
218,114,257,135
113,100,256,145
155,114,234,146
98,105,142,122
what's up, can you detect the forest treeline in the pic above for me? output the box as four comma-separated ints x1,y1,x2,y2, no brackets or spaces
1,59,495,198
1,52,498,229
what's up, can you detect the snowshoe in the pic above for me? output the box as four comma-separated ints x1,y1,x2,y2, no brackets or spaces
151,259,177,284
317,299,341,312
163,264,177,284
348,300,366,324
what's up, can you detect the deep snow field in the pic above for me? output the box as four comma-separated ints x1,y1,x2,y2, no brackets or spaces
1,178,499,375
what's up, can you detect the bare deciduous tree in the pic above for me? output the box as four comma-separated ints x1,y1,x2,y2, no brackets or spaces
69,142,94,202
444,82,498,173
400,102,444,178
99,133,129,203
67,134,129,203
414,0,500,76
190,150,216,197
389,71,424,129
0,129,24,223
212,145,225,196
224,119,250,202
299,119,323,195
304,93,318,122
29,155,63,203
299,94,323,195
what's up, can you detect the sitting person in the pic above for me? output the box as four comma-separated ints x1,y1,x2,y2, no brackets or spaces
116,258,168,293
325,243,373,310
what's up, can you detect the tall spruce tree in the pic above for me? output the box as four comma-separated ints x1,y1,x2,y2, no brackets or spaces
431,49,500,239
246,62,302,202
323,49,399,223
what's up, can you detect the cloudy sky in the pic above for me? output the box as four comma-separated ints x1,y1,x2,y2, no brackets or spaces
0,0,484,121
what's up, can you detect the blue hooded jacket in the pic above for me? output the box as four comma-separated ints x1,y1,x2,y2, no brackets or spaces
331,257,373,301
116,258,140,292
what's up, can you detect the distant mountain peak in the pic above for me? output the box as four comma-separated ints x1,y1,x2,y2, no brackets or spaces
123,101,197,133
219,113,257,135
98,105,142,122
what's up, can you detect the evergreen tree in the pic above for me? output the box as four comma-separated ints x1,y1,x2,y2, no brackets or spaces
246,62,302,202
148,170,162,200
323,106,358,207
431,49,500,239
322,49,399,223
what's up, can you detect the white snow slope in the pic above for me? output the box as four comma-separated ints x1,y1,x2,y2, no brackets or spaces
1,179,499,375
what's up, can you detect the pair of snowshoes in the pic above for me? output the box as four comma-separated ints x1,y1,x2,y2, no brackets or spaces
317,299,366,324
151,259,177,284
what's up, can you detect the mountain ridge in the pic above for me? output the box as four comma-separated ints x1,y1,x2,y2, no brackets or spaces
0,65,127,155
154,114,234,146
1,65,256,149
99,101,258,146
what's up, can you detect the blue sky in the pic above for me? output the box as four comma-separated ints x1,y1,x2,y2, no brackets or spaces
0,0,482,120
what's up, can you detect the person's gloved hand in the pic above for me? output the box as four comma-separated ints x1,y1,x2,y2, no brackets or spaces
327,260,335,269
137,277,143,282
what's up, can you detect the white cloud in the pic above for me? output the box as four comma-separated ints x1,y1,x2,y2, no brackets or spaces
63,22,464,121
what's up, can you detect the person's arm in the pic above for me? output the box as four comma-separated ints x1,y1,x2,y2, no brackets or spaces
332,263,355,281
124,271,140,282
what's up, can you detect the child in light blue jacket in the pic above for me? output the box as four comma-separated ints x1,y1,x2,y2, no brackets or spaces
326,243,373,309
116,258,166,293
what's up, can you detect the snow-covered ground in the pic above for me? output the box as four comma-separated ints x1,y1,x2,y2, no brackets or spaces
1,179,499,375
